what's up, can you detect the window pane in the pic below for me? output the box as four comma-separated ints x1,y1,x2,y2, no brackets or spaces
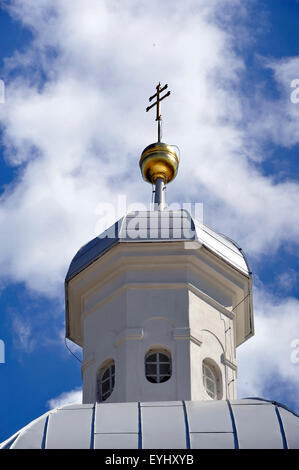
147,376,157,383
146,364,157,375
203,361,219,400
146,354,157,362
145,350,172,384
159,353,169,362
97,362,115,402
102,369,110,381
102,391,110,401
159,363,170,375
159,375,170,383
206,378,215,393
204,365,214,380
102,380,110,394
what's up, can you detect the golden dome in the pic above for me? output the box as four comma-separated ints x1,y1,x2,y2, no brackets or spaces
139,142,179,184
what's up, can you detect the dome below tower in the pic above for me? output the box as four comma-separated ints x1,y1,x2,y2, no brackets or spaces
2,399,298,449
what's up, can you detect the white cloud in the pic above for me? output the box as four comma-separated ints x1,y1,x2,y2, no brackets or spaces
237,287,299,409
0,0,244,295
0,1,297,294
46,387,82,409
275,269,298,293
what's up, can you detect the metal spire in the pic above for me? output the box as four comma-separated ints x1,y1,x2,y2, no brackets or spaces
140,83,179,211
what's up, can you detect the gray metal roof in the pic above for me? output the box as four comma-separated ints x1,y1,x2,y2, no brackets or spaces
1,399,298,449
65,210,251,283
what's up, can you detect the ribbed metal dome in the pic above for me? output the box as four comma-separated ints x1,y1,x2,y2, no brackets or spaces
1,399,298,449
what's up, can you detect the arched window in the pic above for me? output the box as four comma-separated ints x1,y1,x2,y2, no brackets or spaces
202,359,222,400
145,348,172,383
202,362,217,399
97,359,115,402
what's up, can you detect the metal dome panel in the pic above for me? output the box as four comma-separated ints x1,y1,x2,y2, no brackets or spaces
231,402,284,449
2,399,298,449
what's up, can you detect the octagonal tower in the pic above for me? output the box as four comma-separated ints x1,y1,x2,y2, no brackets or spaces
66,210,253,404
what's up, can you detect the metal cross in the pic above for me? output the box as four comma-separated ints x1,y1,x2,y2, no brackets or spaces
146,83,170,142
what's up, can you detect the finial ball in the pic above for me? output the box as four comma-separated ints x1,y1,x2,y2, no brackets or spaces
139,142,179,184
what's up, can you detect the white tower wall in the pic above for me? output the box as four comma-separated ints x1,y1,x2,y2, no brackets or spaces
67,242,250,404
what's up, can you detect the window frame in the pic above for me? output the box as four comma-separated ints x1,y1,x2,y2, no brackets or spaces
202,362,217,399
97,359,115,402
202,358,223,400
145,348,172,384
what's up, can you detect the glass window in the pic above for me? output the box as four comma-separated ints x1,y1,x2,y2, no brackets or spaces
202,362,217,399
145,349,172,383
97,360,115,402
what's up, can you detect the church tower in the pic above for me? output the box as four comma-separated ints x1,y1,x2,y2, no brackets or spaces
65,83,254,405
2,84,298,450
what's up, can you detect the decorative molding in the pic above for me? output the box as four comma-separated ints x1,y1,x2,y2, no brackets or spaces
83,281,235,321
173,327,202,347
81,355,95,378
187,283,235,320
190,335,202,347
114,328,144,347
173,327,191,340
67,242,250,346
222,355,238,373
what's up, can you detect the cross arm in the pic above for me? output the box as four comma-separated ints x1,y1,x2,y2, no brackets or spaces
146,91,171,112
149,84,168,102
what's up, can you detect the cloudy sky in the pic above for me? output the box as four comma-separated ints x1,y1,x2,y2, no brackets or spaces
0,0,299,441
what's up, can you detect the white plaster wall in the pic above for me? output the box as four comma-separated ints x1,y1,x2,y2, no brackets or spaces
189,290,236,400
83,286,191,403
78,244,244,404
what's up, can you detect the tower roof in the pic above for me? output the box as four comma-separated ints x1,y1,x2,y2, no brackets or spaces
66,210,251,284
65,210,253,347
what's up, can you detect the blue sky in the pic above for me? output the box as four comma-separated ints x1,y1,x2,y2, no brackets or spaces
0,0,299,442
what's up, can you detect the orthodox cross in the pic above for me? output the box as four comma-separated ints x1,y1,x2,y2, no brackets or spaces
146,83,170,142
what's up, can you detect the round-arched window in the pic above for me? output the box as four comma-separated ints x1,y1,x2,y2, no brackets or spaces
202,359,222,400
203,363,217,399
97,360,115,402
145,349,172,383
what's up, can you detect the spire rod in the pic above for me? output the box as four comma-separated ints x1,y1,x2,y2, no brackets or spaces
140,83,179,211
146,82,170,142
